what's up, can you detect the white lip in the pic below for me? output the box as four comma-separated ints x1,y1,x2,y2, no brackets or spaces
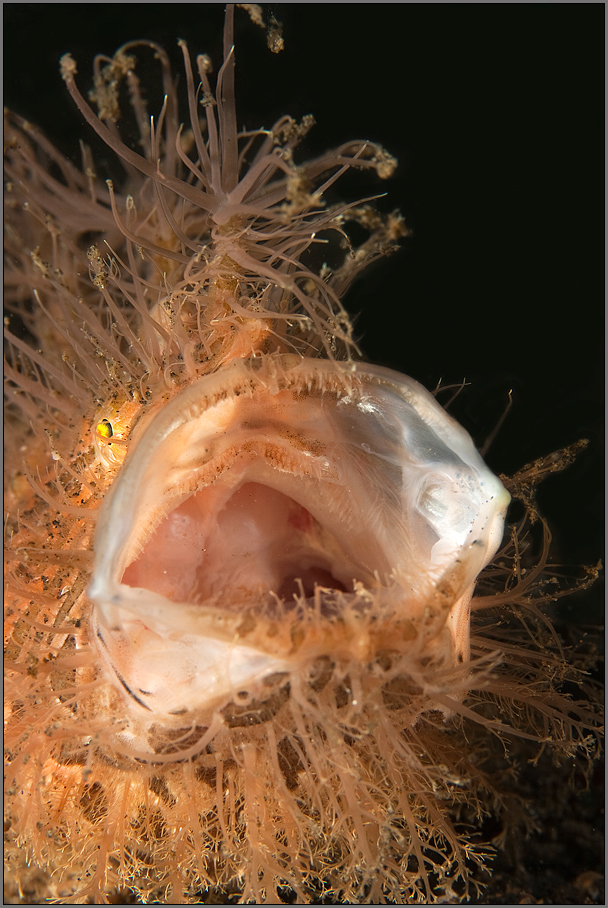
89,354,510,721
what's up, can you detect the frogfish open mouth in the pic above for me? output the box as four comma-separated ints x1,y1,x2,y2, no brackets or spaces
4,5,601,904
91,355,508,728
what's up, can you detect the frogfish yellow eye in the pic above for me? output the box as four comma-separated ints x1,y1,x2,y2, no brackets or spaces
96,418,113,439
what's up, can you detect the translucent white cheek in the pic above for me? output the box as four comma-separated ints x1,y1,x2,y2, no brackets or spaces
88,355,510,723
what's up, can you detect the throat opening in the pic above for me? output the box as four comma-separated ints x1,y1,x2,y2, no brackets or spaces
121,481,358,607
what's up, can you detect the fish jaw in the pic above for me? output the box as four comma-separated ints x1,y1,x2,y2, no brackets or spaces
88,353,510,731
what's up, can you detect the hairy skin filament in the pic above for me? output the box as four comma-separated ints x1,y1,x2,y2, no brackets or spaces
4,6,602,905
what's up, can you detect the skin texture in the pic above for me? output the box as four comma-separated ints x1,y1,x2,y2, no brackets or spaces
4,4,603,904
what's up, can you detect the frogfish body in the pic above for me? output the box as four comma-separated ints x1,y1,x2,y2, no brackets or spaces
4,6,601,904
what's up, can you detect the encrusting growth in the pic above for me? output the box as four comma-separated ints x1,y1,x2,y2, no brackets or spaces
4,5,602,904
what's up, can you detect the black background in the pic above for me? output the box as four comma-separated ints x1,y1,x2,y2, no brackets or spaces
4,3,604,611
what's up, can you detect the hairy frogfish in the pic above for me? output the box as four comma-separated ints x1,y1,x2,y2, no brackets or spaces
4,5,602,904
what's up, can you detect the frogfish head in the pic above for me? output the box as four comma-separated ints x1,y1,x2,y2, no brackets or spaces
89,353,509,740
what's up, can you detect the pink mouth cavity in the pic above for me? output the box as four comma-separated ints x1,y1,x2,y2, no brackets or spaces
122,481,351,606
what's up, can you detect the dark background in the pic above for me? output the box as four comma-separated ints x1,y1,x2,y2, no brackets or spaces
5,3,603,598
